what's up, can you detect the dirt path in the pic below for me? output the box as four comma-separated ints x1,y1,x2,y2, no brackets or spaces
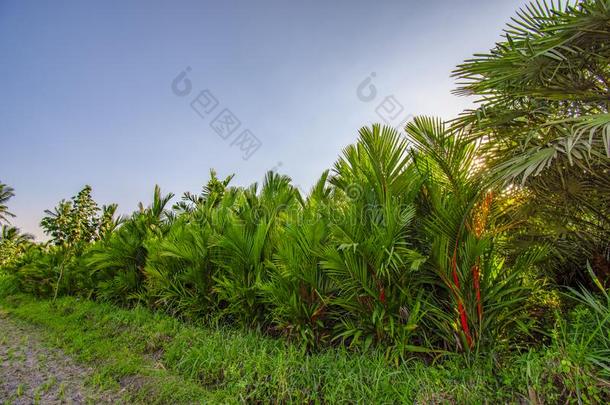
0,315,124,405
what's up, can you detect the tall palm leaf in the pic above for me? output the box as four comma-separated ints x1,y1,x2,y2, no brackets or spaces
407,117,538,352
452,0,610,285
0,182,15,224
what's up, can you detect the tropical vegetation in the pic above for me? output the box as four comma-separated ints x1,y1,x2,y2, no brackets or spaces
1,0,609,402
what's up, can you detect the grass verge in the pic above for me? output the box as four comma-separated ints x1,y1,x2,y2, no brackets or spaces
0,293,607,403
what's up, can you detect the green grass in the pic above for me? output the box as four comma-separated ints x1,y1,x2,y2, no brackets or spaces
0,293,607,403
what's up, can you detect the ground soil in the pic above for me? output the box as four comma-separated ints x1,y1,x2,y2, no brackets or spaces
0,314,124,404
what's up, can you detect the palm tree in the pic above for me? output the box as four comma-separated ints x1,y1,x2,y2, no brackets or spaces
0,182,15,224
324,125,427,353
1,225,34,244
406,117,542,352
452,0,610,285
40,200,73,246
213,171,301,326
0,225,34,267
143,218,217,320
175,169,234,212
86,185,174,305
453,0,610,174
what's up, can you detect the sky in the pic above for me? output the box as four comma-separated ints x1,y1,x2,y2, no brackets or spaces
0,0,526,240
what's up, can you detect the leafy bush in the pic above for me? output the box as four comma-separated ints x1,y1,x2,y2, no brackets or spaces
143,219,217,320
3,1,608,381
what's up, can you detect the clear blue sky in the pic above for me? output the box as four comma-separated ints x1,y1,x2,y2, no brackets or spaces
0,0,525,239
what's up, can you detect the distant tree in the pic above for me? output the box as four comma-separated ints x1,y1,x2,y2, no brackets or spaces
39,185,120,300
98,203,121,239
41,185,119,248
0,182,15,224
0,225,34,268
0,183,34,268
174,169,234,213
40,200,73,246
69,185,99,245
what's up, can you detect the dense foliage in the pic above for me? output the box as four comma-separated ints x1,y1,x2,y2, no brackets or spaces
0,0,609,401
453,0,610,285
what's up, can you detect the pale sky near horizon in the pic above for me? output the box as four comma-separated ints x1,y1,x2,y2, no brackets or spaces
0,0,526,240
